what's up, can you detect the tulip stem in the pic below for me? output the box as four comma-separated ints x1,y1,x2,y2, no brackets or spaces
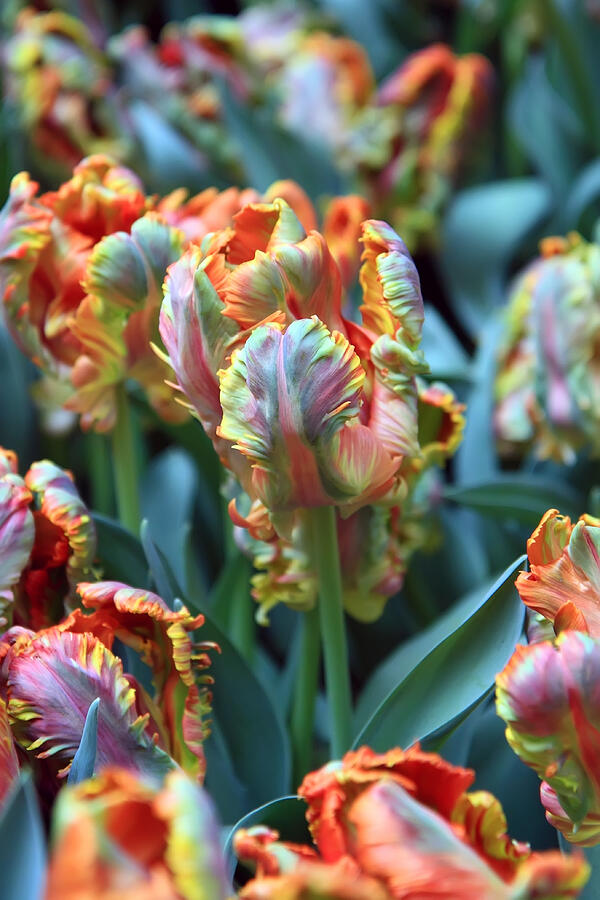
308,505,352,758
291,607,320,783
86,431,114,516
111,384,141,534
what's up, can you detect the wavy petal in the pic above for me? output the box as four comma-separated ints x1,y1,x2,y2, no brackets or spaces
359,219,424,345
496,633,600,839
218,317,371,511
0,470,34,621
159,247,238,444
77,581,214,780
6,629,174,780
350,781,508,898
25,460,96,590
517,513,600,637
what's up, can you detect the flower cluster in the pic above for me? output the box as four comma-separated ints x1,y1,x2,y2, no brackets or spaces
3,6,492,250
494,233,600,463
496,509,600,845
235,746,588,898
0,154,366,433
160,201,464,621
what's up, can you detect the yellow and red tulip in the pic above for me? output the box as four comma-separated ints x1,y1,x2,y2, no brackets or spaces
0,447,95,630
515,509,600,638
497,630,600,846
236,746,589,899
46,767,229,899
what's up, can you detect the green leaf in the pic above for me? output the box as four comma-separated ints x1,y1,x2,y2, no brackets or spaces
564,158,600,232
93,512,149,588
355,572,503,733
453,316,501,485
444,476,584,525
0,772,46,898
140,531,291,823
207,551,253,629
140,519,181,607
141,448,198,592
509,56,585,199
67,698,100,785
223,796,310,882
441,180,552,336
420,305,471,383
0,324,36,465
353,556,526,751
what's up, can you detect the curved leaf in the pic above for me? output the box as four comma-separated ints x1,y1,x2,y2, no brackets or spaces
141,448,199,592
0,772,46,898
223,795,309,881
441,179,552,336
564,158,600,231
93,513,149,587
353,556,526,751
355,573,501,733
444,476,584,525
67,697,100,785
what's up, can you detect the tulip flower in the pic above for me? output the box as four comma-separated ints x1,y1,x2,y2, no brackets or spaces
76,581,216,780
4,9,127,177
1,626,174,783
161,202,463,620
46,767,230,899
0,447,96,630
497,630,600,846
495,233,600,462
514,508,600,638
236,745,589,898
161,202,433,518
0,580,215,785
370,44,493,249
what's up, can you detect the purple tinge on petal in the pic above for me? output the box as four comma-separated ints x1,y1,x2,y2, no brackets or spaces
6,628,174,781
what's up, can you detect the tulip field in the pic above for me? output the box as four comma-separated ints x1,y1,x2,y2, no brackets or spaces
2,1,600,897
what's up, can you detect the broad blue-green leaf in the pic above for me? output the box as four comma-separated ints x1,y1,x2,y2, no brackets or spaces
355,572,502,733
453,316,501,485
441,180,552,336
141,448,198,592
420,305,471,382
509,56,585,199
353,556,526,751
564,158,600,232
0,324,36,465
0,772,46,899
444,476,584,525
93,513,149,587
141,531,291,822
223,796,309,881
67,697,100,785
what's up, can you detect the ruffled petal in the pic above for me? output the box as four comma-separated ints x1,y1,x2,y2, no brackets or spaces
5,628,174,780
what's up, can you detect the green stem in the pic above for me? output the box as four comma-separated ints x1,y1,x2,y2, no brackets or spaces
110,384,141,533
307,505,352,758
86,431,114,516
291,607,320,783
